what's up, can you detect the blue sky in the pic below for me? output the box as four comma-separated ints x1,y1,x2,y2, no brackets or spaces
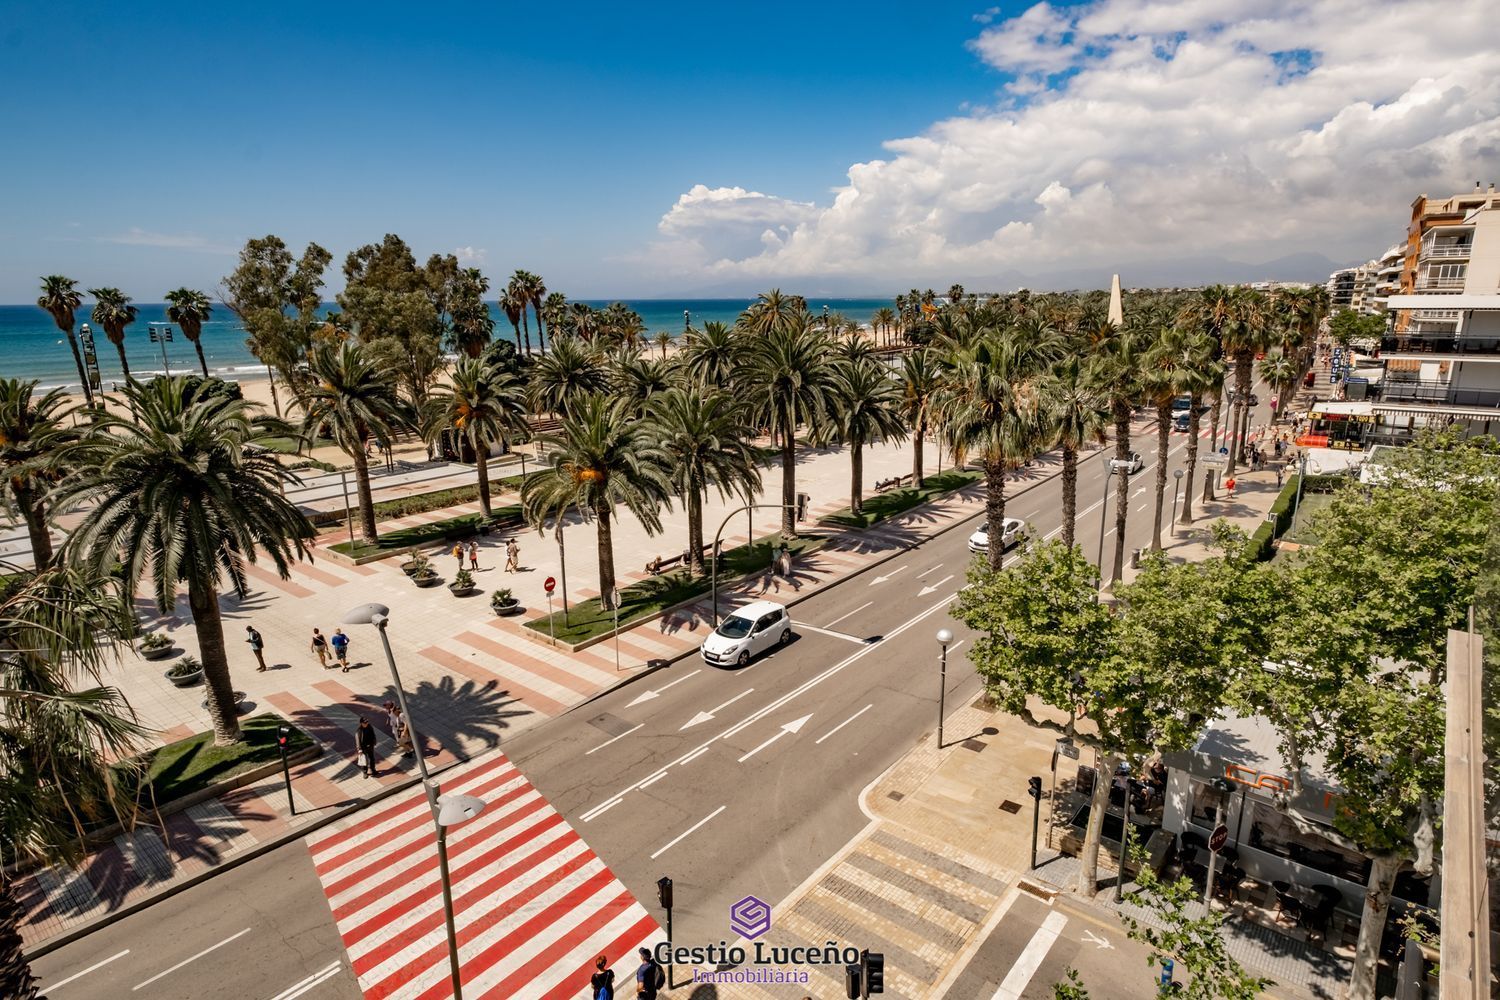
2,0,1494,302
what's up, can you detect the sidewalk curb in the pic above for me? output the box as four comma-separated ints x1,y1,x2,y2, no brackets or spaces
24,752,482,960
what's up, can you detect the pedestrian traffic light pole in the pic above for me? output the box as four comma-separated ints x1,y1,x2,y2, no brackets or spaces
276,724,295,816
1027,776,1043,870
710,502,799,625
656,877,674,990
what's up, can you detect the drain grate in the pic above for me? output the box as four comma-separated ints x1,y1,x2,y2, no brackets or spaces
998,800,1022,814
586,713,636,737
961,738,987,753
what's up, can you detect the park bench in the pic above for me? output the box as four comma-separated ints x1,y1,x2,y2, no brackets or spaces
645,541,719,575
873,473,915,493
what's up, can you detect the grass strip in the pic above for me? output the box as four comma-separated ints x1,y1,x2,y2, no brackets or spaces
329,504,524,559
129,713,314,809
524,533,823,644
819,469,982,528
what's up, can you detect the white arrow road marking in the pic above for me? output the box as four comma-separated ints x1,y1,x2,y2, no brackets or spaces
824,601,873,628
46,950,129,991
1131,487,1147,499
626,669,701,708
585,723,643,756
918,574,954,596
867,564,907,585
133,928,252,992
650,805,726,859
991,910,1067,1000
737,714,813,762
270,961,343,1000
795,623,871,644
1081,929,1114,950
815,705,872,745
679,689,755,731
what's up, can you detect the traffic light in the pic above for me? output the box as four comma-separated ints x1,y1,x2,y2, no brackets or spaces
277,724,291,750
656,876,673,910
1027,776,1043,800
862,950,884,996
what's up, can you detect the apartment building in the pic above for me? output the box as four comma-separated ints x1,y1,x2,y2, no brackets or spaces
1396,184,1500,330
1326,267,1356,309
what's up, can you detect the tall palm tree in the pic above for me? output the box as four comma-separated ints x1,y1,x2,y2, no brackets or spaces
1258,347,1300,424
872,306,896,348
506,273,534,356
524,271,548,353
450,268,494,358
898,349,942,489
541,292,569,337
652,330,672,360
57,377,313,745
1039,354,1110,551
0,380,78,569
1,566,150,999
608,350,674,421
529,335,606,417
87,287,138,383
739,289,805,338
680,321,743,390
1140,320,1199,550
1089,313,1149,583
500,285,526,355
1162,331,1221,530
1219,288,1271,474
831,357,908,515
742,317,839,538
423,358,528,516
934,326,1060,570
649,387,762,576
1179,286,1236,497
300,342,411,543
521,394,672,610
164,287,214,377
36,275,95,410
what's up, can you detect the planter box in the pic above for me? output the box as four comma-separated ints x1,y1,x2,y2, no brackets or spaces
139,644,176,661
412,574,443,588
491,600,522,616
165,667,203,687
400,561,425,577
449,585,478,597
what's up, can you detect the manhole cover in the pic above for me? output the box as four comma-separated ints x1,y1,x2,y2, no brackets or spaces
962,738,986,753
587,713,635,737
888,791,906,802
998,800,1022,814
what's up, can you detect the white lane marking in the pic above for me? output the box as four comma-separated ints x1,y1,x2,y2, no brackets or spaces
132,927,252,991
581,593,958,821
639,770,669,789
680,745,711,765
650,805,726,860
824,601,873,628
46,950,129,991
736,714,813,763
626,670,702,707
269,961,342,1000
867,565,907,586
678,689,755,732
794,623,869,644
585,723,643,756
1131,487,1147,499
949,639,966,654
814,705,873,745
991,910,1068,1000
918,574,954,596
588,796,623,819
916,563,944,578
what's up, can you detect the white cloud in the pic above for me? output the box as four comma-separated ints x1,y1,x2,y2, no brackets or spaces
96,228,234,254
643,0,1500,288
454,246,487,264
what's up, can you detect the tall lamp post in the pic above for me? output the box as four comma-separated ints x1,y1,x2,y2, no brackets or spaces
935,629,953,749
343,603,485,1000
709,502,795,625
1095,460,1115,586
1170,468,1184,538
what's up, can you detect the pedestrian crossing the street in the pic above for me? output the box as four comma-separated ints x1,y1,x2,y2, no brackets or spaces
306,754,661,999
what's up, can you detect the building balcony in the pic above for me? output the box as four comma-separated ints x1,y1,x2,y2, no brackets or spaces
1379,335,1500,356
1417,243,1471,260
1411,309,1461,320
1414,277,1466,291
1374,379,1500,409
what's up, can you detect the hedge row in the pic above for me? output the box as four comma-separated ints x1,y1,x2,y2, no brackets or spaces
1247,472,1348,561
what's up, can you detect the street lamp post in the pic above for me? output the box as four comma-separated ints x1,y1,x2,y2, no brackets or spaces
1095,460,1114,585
710,502,795,625
936,629,952,749
1170,469,1184,538
343,603,484,1000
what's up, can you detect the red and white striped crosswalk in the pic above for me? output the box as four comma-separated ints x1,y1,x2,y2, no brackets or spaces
307,754,661,999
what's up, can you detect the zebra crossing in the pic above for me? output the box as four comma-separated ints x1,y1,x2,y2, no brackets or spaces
306,753,662,999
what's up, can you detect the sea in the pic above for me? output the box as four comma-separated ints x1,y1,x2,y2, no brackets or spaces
0,298,893,391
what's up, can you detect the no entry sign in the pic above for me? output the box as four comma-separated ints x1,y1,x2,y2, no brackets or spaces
544,576,556,594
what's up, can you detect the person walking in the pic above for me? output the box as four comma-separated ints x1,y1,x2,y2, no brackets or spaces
468,539,480,571
310,628,329,668
590,955,615,1000
391,705,414,756
246,625,267,672
330,627,351,672
383,700,400,738
505,538,520,573
356,717,378,778
452,541,465,571
634,948,665,999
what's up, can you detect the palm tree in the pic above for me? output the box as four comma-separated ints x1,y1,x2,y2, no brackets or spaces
521,394,672,610
0,380,78,569
36,275,95,410
608,350,674,421
739,289,805,337
300,342,411,543
934,326,1060,570
500,285,526,355
1219,288,1271,473
529,335,606,417
830,357,908,515
164,287,214,377
1165,332,1221,530
541,292,569,337
742,317,839,538
653,330,672,360
450,268,494,358
898,349,942,488
872,306,896,348
680,321,743,390
1258,347,1300,424
507,273,534,356
524,271,548,353
1088,313,1149,583
56,377,313,745
423,358,528,516
87,287,138,383
1140,320,1200,550
649,387,762,576
1039,354,1109,551
1,566,150,998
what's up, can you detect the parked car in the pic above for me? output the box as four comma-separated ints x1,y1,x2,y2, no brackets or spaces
1171,394,1193,412
968,517,1026,554
1109,451,1145,474
1173,411,1192,432
701,600,792,668
1228,390,1260,406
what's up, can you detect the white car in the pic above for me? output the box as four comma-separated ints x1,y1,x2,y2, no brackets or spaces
701,600,793,668
1109,451,1144,474
968,517,1025,554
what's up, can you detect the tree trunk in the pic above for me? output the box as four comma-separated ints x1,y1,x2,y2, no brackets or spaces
1207,387,1222,451
521,311,533,357
1348,854,1401,1000
475,446,492,516
983,457,1007,571
596,502,616,610
352,446,379,543
192,339,209,378
510,320,522,355
1110,402,1131,584
0,872,40,1000
850,437,863,516
1060,444,1078,550
534,304,546,353
912,417,925,489
687,482,704,577
1227,356,1251,473
62,326,94,410
10,481,52,570
780,429,797,539
1180,393,1202,526
266,365,283,418
1078,751,1120,897
113,339,132,383
1239,383,1255,461
1151,402,1171,550
188,573,242,746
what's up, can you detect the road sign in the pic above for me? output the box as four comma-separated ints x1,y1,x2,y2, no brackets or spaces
1202,454,1227,467
543,576,556,594
1055,738,1080,760
1209,824,1229,853
1218,446,1228,455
